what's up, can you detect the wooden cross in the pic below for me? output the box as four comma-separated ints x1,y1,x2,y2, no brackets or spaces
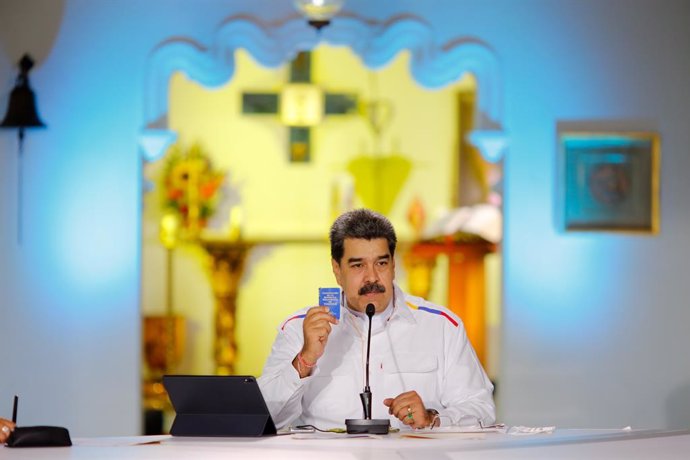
242,51,358,162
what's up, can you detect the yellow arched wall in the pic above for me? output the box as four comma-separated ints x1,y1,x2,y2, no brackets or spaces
142,45,476,377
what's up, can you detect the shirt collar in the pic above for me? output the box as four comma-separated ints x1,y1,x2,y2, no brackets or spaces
342,283,417,333
345,297,393,335
389,283,416,325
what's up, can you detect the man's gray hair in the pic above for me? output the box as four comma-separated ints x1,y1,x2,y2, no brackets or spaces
329,209,397,263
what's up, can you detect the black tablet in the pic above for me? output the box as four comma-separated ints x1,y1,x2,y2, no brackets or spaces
163,375,277,437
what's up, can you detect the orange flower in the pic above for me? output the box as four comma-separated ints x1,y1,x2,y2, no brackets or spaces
168,189,184,200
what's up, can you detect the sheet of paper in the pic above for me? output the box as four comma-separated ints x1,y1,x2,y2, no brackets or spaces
411,424,508,434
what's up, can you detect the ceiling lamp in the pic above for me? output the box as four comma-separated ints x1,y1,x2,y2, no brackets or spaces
293,0,345,30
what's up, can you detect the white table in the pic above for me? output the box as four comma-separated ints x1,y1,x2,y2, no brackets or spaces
2,428,689,459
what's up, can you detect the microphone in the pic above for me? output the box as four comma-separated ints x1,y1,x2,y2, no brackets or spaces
12,395,18,423
345,303,390,434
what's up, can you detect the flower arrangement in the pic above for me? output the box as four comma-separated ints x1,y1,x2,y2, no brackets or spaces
160,142,225,238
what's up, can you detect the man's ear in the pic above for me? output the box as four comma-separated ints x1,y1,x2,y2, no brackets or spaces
331,258,342,285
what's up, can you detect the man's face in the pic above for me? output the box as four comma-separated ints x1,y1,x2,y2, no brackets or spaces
331,237,395,314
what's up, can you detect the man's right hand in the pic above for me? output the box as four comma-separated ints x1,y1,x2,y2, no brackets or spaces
293,306,338,377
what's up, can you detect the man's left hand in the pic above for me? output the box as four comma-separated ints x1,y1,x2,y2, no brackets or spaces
383,391,432,429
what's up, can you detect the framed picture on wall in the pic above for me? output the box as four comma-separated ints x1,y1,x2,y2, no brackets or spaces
558,131,660,233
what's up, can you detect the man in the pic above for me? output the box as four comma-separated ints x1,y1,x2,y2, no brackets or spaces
258,209,495,430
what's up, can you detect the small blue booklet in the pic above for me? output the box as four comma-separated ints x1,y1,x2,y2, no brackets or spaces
319,287,341,320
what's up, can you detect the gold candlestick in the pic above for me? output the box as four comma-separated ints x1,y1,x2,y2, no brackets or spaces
201,239,253,375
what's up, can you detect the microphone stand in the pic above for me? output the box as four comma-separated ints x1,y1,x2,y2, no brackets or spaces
345,303,390,434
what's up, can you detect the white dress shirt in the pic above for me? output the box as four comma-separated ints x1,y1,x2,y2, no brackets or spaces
258,284,496,430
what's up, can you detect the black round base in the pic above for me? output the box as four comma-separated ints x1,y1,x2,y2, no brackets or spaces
345,418,390,435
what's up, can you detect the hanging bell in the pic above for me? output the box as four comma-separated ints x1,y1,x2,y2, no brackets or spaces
0,54,46,129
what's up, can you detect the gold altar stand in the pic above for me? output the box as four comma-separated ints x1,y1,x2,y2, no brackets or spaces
199,239,254,375
404,235,496,366
199,237,326,375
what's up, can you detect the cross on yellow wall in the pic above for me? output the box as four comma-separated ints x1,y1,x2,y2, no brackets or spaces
242,51,358,162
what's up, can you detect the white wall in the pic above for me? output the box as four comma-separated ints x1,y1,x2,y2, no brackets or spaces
491,0,690,429
1,0,688,435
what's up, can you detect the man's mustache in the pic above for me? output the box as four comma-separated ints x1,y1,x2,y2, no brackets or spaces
359,283,386,295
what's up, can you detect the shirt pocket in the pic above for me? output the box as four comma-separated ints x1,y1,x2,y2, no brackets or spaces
382,352,439,402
